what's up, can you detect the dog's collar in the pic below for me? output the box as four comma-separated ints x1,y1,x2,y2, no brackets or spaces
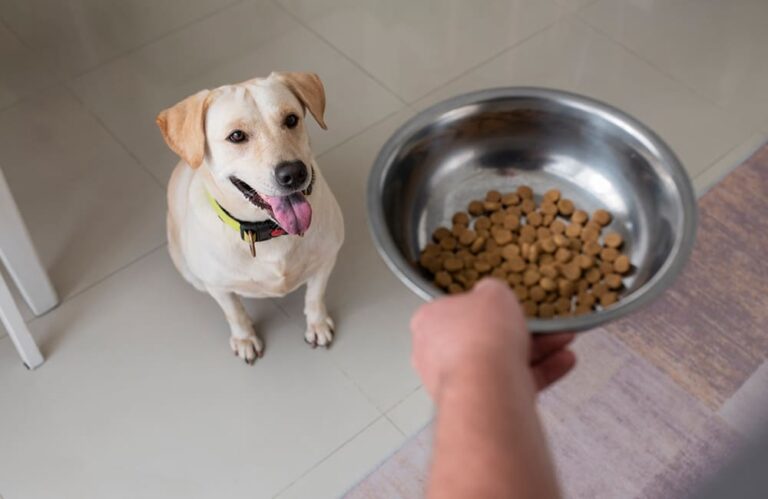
205,170,316,257
206,192,287,257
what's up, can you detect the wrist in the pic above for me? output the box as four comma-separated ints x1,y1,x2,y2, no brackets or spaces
435,352,534,407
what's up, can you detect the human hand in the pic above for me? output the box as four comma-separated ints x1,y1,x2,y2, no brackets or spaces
410,278,576,400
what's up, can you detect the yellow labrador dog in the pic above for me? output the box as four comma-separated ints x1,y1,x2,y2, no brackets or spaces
156,72,343,364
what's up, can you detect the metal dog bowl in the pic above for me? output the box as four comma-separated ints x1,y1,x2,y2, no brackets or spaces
367,87,697,333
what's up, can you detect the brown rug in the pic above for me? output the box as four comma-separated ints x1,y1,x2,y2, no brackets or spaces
346,143,768,499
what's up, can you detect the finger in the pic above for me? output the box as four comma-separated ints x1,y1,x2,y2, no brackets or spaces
532,349,576,391
531,333,576,363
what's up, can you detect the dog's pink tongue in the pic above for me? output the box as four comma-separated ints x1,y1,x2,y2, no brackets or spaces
263,192,312,235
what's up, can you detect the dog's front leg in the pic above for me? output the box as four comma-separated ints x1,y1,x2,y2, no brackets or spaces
303,261,336,348
207,287,264,364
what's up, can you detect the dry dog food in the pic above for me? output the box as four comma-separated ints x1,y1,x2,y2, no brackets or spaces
418,187,634,318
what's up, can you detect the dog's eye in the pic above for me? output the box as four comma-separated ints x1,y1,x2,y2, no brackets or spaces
284,114,299,129
227,130,248,143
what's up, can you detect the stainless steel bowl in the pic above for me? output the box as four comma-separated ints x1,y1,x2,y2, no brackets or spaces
367,87,697,333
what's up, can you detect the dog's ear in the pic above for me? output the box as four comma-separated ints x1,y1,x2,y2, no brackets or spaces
272,72,327,130
156,90,212,168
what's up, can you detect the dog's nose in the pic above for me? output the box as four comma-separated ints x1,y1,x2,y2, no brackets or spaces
275,160,308,190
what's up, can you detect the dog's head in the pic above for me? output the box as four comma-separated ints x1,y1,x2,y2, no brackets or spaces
156,72,326,235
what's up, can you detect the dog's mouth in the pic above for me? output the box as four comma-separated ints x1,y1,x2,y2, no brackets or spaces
228,175,313,236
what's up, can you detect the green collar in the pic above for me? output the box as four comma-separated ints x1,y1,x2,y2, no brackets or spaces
206,191,287,257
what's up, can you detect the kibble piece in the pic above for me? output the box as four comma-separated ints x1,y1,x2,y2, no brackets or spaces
501,193,520,206
459,229,477,246
555,297,571,314
452,223,465,237
557,198,575,216
523,301,538,317
540,254,555,265
585,267,601,284
605,273,623,290
514,285,529,301
577,291,596,308
507,256,526,272
540,237,557,254
580,227,600,242
448,283,464,294
530,285,546,303
423,243,441,256
486,190,502,202
576,279,590,294
519,225,537,243
490,211,505,225
506,205,522,217
575,254,594,270
575,304,592,316
491,267,507,279
536,227,552,241
452,212,470,226
440,237,457,251
443,257,464,272
507,272,523,285
539,302,555,318
540,202,558,216
553,234,569,248
474,260,492,273
600,247,619,262
600,292,618,307
435,271,452,288
592,283,608,298
604,232,623,249
569,239,582,253
540,264,559,279
485,251,502,267
470,237,486,254
565,223,582,238
501,244,521,261
571,210,588,225
543,189,561,203
593,209,612,226
613,255,631,274
517,185,534,199
555,247,572,263
599,260,614,275
550,220,566,234
484,201,501,212
540,276,557,292
561,262,582,281
503,214,520,230
558,279,574,297
523,269,541,286
527,211,543,227
526,243,540,263
433,227,451,242
521,199,536,214
468,201,484,216
475,216,491,231
584,241,602,256
492,228,513,245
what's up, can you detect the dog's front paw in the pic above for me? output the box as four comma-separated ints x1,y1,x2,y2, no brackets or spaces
229,335,264,365
305,316,335,349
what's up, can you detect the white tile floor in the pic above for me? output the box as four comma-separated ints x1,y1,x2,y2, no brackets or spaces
0,1,766,498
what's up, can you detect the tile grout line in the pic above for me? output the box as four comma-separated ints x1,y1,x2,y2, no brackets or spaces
271,414,387,498
68,0,250,82
62,84,168,190
23,242,169,329
270,0,408,107
693,131,768,197
407,12,564,106
573,11,747,121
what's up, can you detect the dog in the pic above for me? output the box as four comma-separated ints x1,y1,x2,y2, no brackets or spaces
156,72,344,364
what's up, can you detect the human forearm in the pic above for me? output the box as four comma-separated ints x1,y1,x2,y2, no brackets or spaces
427,359,561,499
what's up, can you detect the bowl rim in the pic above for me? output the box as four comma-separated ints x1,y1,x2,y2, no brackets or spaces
367,86,698,333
